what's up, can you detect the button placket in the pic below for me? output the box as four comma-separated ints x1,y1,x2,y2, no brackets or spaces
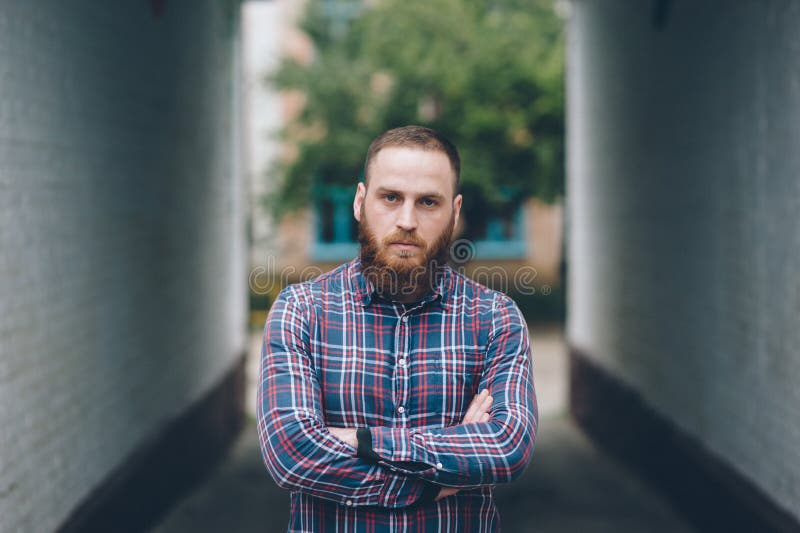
394,310,411,424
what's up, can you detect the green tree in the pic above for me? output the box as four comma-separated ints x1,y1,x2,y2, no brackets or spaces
268,0,564,238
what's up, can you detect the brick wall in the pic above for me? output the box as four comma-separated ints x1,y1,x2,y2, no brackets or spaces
567,0,800,523
0,2,246,530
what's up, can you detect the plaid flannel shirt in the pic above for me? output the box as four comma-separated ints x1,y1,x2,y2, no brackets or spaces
258,258,537,532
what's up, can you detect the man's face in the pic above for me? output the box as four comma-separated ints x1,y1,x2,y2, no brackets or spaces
353,147,462,298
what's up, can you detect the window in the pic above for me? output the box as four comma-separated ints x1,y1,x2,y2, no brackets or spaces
466,204,527,260
311,186,359,261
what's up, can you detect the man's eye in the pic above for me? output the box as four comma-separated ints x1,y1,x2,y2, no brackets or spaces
385,194,398,202
421,198,437,207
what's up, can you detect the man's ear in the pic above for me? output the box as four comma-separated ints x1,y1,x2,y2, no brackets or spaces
452,193,463,230
353,182,366,222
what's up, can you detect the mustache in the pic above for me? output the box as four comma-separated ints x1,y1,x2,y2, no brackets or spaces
382,230,426,247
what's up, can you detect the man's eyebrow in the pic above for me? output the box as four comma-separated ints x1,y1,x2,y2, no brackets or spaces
374,187,446,200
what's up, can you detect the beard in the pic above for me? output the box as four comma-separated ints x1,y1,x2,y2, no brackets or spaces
358,205,454,303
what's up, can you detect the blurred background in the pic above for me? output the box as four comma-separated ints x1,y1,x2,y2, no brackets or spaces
1,1,799,532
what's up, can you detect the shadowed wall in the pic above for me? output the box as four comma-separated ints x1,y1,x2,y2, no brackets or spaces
567,0,800,526
0,2,247,531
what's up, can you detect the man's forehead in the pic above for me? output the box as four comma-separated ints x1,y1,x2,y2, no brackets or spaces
367,147,457,194
370,145,451,167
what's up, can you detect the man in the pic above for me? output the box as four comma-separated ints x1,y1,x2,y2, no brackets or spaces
258,125,537,532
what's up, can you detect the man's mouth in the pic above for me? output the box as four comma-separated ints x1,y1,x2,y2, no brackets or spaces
389,241,423,250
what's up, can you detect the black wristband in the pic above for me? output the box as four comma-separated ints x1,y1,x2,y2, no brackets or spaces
356,427,381,464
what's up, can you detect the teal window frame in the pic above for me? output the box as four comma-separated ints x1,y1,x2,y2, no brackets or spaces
311,185,359,261
471,206,527,259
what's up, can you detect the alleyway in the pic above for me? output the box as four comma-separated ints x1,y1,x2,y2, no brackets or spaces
150,325,697,533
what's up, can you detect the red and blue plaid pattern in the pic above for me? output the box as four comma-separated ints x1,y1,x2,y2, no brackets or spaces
258,258,538,532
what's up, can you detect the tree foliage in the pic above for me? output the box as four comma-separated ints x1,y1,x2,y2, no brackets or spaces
267,0,565,231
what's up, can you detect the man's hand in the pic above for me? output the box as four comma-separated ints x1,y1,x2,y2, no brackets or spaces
435,389,493,501
329,427,358,448
461,389,493,425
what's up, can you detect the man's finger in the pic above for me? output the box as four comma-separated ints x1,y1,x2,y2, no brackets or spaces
435,487,460,501
480,412,491,422
462,397,476,424
462,390,484,423
462,389,488,423
476,394,493,418
464,390,490,424
468,393,492,423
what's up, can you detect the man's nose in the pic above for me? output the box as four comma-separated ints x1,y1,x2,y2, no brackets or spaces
396,202,418,232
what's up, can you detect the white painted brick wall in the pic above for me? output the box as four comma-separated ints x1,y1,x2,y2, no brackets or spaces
568,0,800,522
0,2,247,531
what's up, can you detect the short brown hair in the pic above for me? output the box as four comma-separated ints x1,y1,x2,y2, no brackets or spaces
363,125,460,192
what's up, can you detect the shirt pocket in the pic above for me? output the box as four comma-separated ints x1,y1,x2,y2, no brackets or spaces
317,346,391,426
412,348,485,426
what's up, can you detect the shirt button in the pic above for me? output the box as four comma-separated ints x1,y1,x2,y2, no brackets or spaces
398,406,405,414
402,316,408,323
398,358,406,367
436,462,443,470
345,500,353,507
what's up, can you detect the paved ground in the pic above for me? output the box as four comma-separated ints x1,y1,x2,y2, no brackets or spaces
150,324,697,533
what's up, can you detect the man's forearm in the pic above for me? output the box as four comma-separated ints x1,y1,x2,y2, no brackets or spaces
328,390,497,499
362,403,536,487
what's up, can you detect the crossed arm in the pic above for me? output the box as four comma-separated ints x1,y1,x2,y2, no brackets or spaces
257,287,538,508
330,389,495,501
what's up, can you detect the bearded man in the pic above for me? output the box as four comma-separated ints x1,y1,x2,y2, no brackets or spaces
258,125,538,532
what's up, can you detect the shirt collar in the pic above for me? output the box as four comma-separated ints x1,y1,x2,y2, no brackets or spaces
349,257,452,308
349,258,374,306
